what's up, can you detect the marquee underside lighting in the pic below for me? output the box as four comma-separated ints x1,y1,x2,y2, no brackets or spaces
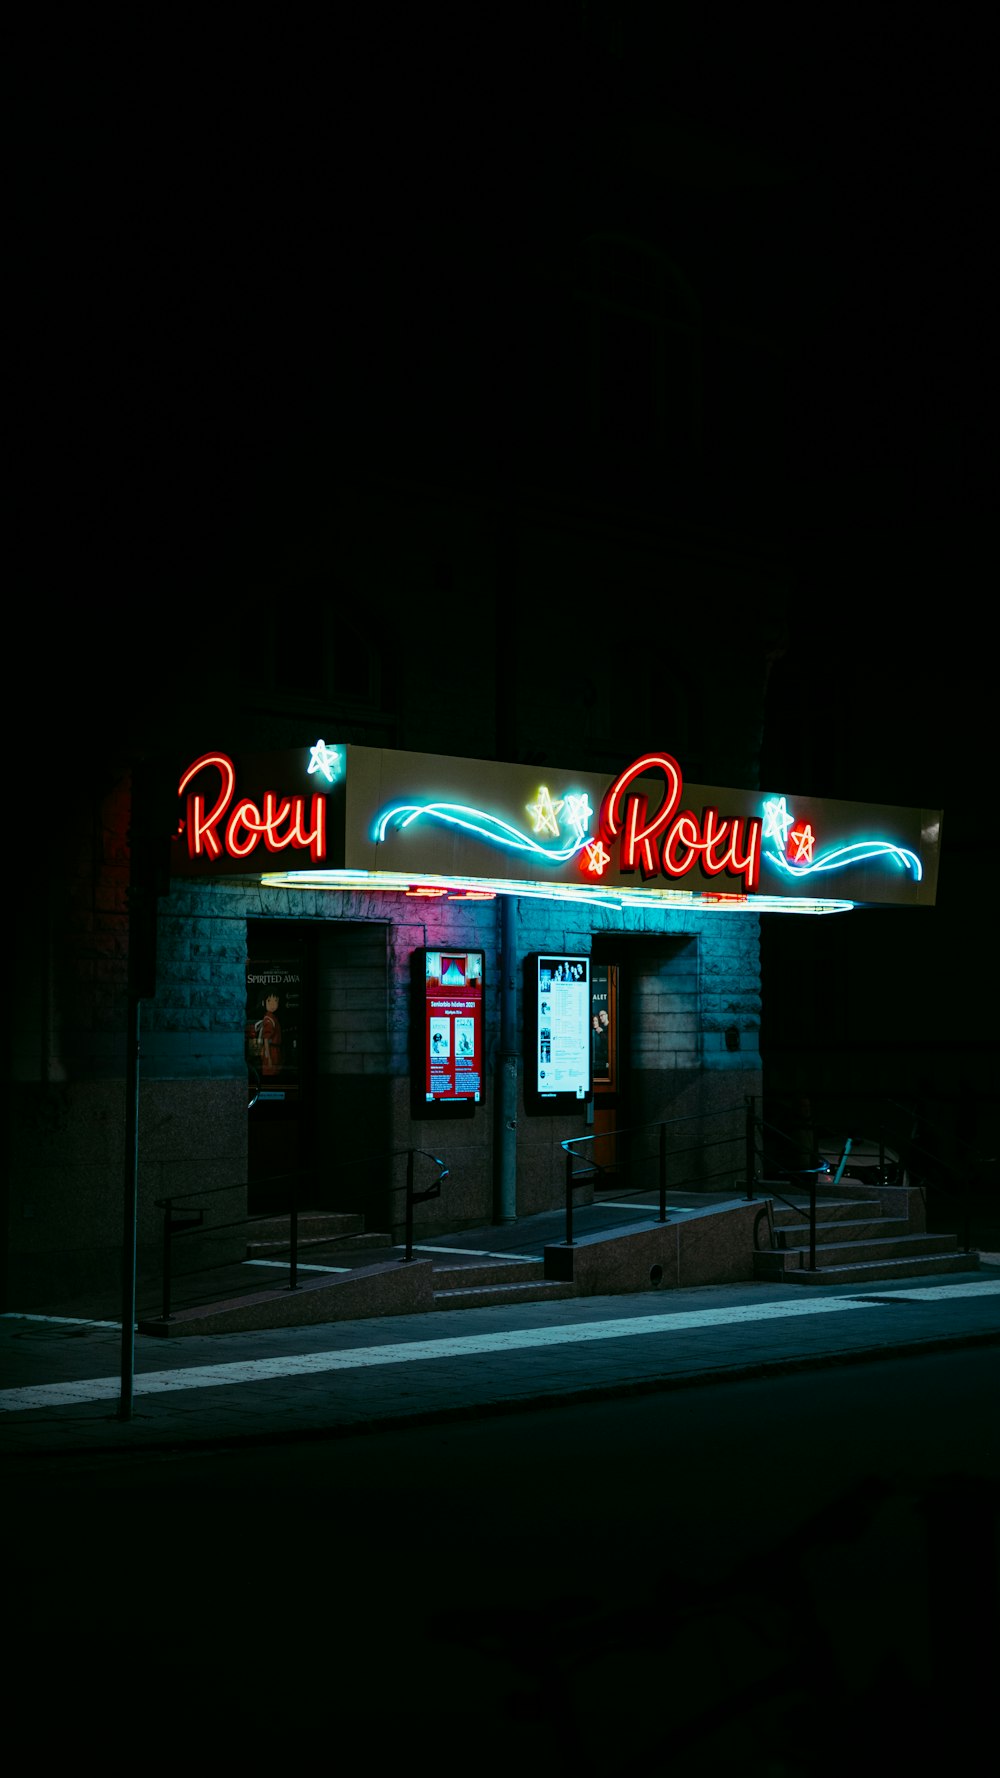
259,868,855,914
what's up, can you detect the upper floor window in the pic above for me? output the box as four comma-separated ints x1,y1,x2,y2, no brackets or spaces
270,598,384,714
576,232,703,475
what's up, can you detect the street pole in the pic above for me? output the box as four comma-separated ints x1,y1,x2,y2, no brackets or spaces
118,753,172,1422
119,988,140,1421
495,892,519,1224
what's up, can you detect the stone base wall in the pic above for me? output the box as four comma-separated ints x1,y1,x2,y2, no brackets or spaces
7,1077,247,1310
545,1198,761,1294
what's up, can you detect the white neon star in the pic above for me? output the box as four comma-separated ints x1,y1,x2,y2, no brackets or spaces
563,792,593,838
308,740,342,783
763,796,794,846
527,786,564,837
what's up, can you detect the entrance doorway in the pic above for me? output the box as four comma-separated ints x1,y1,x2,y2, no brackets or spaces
245,922,314,1215
589,935,701,1187
590,953,622,1178
245,917,395,1230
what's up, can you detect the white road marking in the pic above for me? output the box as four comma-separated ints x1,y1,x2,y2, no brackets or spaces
3,1282,997,1415
865,1280,1000,1301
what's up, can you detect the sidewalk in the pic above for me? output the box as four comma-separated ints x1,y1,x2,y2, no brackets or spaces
3,1244,999,1463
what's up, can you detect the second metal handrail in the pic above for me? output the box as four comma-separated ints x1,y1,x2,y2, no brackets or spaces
560,1101,750,1246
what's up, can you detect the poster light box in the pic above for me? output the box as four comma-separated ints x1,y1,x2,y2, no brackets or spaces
524,953,592,1114
411,948,485,1117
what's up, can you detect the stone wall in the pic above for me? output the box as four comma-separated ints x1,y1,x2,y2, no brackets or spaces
6,856,762,1304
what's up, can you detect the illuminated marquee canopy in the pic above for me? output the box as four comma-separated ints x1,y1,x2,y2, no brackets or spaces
168,742,943,915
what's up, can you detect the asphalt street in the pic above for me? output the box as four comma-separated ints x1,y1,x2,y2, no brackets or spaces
3,1259,999,1463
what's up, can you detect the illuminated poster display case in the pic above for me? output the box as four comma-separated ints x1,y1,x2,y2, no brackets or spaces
525,953,593,1114
411,948,485,1118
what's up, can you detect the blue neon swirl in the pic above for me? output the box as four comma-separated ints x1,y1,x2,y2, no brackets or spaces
764,841,922,881
375,801,592,865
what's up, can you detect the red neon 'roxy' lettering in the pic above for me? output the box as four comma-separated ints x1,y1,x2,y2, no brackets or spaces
178,753,327,863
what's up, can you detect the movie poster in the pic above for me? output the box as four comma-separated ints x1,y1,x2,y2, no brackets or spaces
535,955,590,1099
245,960,302,1099
423,950,484,1102
591,963,612,1083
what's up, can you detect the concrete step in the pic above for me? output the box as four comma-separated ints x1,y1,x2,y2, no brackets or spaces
770,1197,880,1226
430,1256,579,1310
773,1217,910,1249
777,1232,961,1267
430,1259,549,1290
754,1243,978,1284
247,1212,366,1242
246,1231,392,1258
433,1279,579,1310
757,1250,980,1286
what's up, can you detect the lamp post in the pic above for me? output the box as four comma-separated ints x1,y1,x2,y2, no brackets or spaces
118,755,175,1422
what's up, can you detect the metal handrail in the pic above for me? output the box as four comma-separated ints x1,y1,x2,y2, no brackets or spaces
151,1150,450,1320
559,1101,750,1246
744,1097,856,1271
763,1090,996,1258
558,1098,852,1266
152,1170,316,1323
401,1149,450,1262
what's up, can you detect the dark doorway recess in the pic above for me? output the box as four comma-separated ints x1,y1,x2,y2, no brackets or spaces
246,920,316,1215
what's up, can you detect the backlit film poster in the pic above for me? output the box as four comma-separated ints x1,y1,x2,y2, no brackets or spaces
536,955,590,1099
423,950,484,1102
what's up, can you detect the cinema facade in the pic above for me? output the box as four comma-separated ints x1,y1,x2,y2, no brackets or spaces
7,731,942,1307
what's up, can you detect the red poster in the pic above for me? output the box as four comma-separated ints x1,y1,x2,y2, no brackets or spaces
423,950,484,1102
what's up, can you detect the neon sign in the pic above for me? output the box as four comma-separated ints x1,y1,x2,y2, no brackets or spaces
170,741,930,914
526,785,564,837
376,792,594,864
178,753,327,863
377,757,765,892
760,796,922,883
307,739,343,783
598,755,763,891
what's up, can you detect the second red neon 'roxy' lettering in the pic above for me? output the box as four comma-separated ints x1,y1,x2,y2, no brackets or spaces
598,754,761,891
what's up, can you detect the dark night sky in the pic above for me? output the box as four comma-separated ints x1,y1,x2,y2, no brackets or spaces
11,8,994,1159
17,10,993,838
